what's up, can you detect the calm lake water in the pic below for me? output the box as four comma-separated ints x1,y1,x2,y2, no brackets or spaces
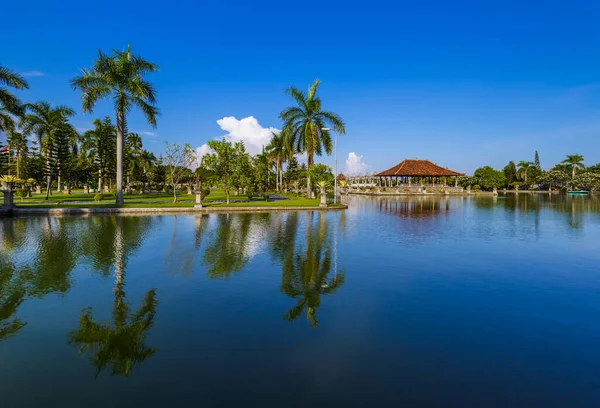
1,194,600,407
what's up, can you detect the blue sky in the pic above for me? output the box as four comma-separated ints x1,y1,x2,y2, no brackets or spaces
3,0,600,174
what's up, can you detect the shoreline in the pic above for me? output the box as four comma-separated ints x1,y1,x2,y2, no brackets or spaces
0,204,348,217
349,190,562,196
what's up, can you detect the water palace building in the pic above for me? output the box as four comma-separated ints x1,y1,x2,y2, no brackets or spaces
374,159,464,187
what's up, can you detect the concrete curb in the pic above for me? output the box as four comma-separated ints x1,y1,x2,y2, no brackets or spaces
2,205,348,216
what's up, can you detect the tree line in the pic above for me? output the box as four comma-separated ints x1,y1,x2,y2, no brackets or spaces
1,49,346,204
466,151,600,191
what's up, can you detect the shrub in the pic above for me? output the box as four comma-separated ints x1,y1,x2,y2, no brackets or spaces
15,188,29,201
472,184,481,191
247,191,254,200
94,193,104,202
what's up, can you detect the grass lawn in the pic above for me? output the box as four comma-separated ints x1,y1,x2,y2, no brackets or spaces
6,189,339,209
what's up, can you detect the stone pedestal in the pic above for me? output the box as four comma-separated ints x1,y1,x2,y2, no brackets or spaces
493,187,498,195
319,193,327,207
36,186,42,194
187,188,193,195
1,189,15,210
84,186,90,194
194,192,203,209
444,188,449,195
104,186,110,193
63,187,71,195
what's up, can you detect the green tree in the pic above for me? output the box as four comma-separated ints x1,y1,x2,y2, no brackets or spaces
517,161,533,184
71,46,160,205
539,170,570,191
162,141,197,203
81,117,116,192
472,166,507,190
20,102,76,199
562,154,585,178
6,129,28,179
534,151,541,170
0,66,28,133
284,156,300,189
204,138,243,204
125,132,143,193
586,163,600,174
570,172,600,191
503,161,517,186
280,79,345,198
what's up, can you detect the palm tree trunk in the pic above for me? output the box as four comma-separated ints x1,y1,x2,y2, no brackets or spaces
15,148,20,179
115,109,125,205
45,156,52,200
98,169,102,192
306,156,313,199
573,167,576,179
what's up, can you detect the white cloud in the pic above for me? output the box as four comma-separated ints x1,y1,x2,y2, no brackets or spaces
137,131,157,138
345,152,368,175
193,143,212,170
20,71,45,77
216,116,278,155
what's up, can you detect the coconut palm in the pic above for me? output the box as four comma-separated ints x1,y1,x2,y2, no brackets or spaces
562,154,585,178
138,150,157,194
517,161,533,184
267,131,285,192
71,46,159,204
81,117,116,192
20,102,76,199
125,132,143,193
280,79,345,198
0,66,29,133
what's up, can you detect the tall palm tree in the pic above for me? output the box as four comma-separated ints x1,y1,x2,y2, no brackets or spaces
81,117,116,192
280,79,345,198
0,65,28,134
267,131,285,192
71,46,160,204
138,149,157,194
517,160,533,184
125,132,143,193
21,102,76,199
562,154,585,178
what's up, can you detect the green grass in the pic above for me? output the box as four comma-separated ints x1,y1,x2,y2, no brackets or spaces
6,189,341,209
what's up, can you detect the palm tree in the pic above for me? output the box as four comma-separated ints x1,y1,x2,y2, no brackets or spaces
517,161,533,184
138,150,157,194
125,132,143,193
71,46,159,204
267,131,285,192
280,79,345,198
81,117,116,192
562,154,585,178
0,65,28,133
21,102,76,199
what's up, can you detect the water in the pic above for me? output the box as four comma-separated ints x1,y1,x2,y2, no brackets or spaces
1,194,600,407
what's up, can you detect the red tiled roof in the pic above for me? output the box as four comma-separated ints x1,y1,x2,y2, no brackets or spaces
336,173,346,180
375,159,463,177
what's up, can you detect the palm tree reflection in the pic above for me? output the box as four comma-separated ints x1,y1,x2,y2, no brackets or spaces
278,212,345,328
69,217,158,377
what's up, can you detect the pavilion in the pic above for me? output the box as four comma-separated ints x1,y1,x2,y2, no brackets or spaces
374,159,463,188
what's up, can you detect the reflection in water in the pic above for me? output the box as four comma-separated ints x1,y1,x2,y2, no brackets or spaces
0,257,27,340
203,214,254,279
276,212,345,328
379,196,450,218
69,217,158,378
